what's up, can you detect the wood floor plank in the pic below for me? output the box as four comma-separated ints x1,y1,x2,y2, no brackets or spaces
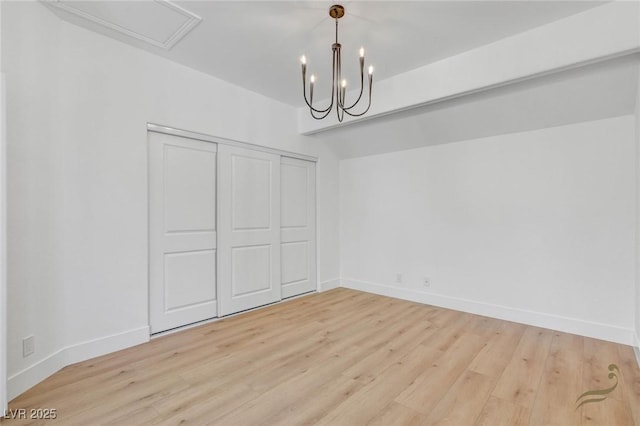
580,337,635,425
394,332,487,414
2,289,639,426
468,321,526,377
528,332,584,426
581,396,635,426
366,401,426,426
341,309,435,384
423,369,497,425
491,326,554,407
211,344,368,425
616,345,640,426
93,405,162,426
474,396,531,426
468,315,506,339
47,370,191,424
315,343,441,425
259,375,366,426
154,383,261,425
583,337,628,403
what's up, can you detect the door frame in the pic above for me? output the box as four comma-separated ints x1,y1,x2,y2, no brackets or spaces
147,123,316,163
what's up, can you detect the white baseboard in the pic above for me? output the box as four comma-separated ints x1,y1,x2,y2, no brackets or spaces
7,326,149,401
318,278,340,292
341,278,636,346
7,349,67,403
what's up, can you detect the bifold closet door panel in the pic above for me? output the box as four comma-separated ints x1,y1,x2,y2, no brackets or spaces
218,144,281,316
281,157,317,298
149,132,218,334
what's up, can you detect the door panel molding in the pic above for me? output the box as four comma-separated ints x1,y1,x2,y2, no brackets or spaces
281,157,317,299
218,144,281,316
149,132,218,333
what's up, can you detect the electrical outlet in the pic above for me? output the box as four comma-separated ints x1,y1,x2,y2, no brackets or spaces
23,335,35,357
423,277,431,287
395,273,403,284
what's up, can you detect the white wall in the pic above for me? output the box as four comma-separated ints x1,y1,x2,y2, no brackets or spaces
0,0,7,410
340,115,636,344
2,2,340,399
635,64,640,357
0,74,6,412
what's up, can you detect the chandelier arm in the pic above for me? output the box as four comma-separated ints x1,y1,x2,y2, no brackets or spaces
300,43,336,114
327,42,338,113
342,62,365,111
310,71,335,118
309,96,334,119
336,80,345,122
334,16,342,112
341,75,373,117
301,76,333,114
334,42,344,119
304,46,339,119
302,91,333,114
337,46,343,109
309,106,334,120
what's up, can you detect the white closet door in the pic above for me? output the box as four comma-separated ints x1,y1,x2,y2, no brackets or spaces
281,157,317,298
149,132,218,333
218,144,281,316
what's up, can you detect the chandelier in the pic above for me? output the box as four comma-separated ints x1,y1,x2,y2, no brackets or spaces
300,4,373,122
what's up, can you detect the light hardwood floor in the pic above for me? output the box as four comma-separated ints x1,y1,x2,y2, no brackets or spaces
2,288,640,425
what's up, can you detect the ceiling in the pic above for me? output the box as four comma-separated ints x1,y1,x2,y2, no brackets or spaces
44,0,639,158
47,0,607,107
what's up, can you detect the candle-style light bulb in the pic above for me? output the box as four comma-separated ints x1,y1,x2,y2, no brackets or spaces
341,79,347,88
368,65,374,75
301,55,307,82
359,47,365,58
309,74,315,104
